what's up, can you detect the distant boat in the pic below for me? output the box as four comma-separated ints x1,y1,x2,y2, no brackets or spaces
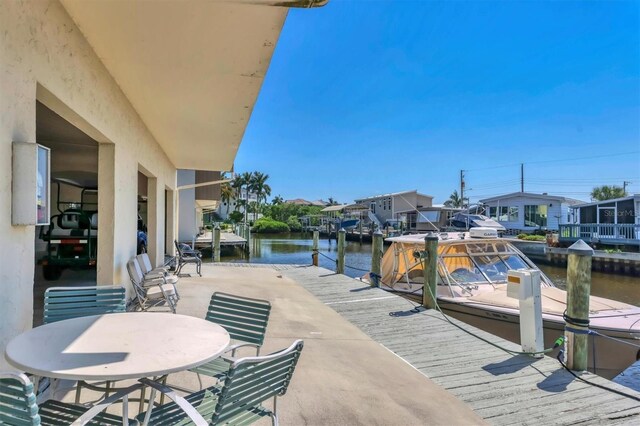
449,212,506,232
338,218,360,230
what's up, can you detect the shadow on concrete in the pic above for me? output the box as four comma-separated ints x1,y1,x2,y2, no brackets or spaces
482,355,540,376
388,307,425,317
536,367,577,393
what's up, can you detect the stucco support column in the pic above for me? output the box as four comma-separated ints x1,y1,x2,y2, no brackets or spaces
146,177,163,266
97,143,116,285
165,188,176,255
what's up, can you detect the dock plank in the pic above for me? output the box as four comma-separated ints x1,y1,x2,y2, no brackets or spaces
213,264,640,425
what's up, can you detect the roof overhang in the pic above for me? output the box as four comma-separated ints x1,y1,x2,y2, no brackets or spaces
61,0,326,171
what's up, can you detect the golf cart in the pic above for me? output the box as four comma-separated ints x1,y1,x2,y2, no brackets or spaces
38,172,98,280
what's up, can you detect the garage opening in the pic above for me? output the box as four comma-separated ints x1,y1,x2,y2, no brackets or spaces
138,171,148,255
33,101,99,326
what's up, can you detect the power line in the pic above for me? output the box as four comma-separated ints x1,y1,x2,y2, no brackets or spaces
464,150,640,172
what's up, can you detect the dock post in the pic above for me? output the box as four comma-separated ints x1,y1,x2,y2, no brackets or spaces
245,224,251,255
359,219,363,244
422,233,439,309
565,239,594,372
312,230,319,266
371,230,383,287
337,228,346,274
213,225,221,262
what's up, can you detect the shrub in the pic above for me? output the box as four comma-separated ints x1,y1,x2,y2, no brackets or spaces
228,211,244,223
286,215,302,232
252,217,290,233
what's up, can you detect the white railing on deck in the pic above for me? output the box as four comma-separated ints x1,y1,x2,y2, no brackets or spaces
559,224,640,244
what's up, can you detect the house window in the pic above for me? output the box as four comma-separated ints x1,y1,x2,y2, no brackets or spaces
407,212,417,229
489,206,518,221
524,205,548,227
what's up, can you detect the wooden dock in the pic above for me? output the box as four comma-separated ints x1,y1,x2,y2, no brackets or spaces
191,231,247,253
215,263,640,425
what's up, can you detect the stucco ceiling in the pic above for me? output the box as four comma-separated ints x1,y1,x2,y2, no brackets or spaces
60,1,324,171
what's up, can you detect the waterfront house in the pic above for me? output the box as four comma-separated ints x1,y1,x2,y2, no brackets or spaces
479,192,584,232
355,190,434,228
559,194,640,248
0,0,324,370
398,205,463,232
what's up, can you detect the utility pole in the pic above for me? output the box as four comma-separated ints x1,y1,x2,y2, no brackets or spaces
460,170,465,208
623,181,631,195
521,163,524,193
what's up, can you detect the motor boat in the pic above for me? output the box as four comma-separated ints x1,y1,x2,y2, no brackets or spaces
377,227,640,379
448,212,506,232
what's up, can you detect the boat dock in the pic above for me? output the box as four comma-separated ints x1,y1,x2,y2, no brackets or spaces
214,263,640,424
190,231,248,255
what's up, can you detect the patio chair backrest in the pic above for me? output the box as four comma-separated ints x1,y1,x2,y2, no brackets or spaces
0,372,41,425
174,240,184,258
211,340,304,425
136,254,152,275
43,286,126,324
206,292,271,347
126,259,147,298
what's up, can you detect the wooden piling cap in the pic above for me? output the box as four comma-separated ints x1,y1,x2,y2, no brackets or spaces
425,232,439,241
568,239,594,256
373,230,383,236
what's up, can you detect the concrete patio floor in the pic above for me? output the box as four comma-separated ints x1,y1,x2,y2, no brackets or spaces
56,264,485,425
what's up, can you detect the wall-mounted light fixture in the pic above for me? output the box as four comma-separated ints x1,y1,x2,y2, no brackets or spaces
12,142,50,226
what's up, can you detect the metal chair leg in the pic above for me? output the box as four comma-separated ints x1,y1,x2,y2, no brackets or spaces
75,380,83,404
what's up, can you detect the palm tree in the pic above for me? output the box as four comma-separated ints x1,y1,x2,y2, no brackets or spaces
590,185,627,201
231,175,244,212
272,195,284,205
221,181,234,215
444,190,468,208
240,172,254,223
328,197,339,206
252,172,271,217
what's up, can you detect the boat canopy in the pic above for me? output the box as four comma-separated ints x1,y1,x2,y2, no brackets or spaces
381,234,552,289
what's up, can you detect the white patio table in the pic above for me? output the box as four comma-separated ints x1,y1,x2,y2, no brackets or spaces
4,312,230,383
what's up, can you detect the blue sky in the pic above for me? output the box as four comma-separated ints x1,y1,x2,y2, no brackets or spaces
235,0,640,205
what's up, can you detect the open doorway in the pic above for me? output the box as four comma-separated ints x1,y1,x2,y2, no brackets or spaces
137,171,148,254
33,101,99,325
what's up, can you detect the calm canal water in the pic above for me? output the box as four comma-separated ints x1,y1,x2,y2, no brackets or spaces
218,233,640,306
215,232,640,390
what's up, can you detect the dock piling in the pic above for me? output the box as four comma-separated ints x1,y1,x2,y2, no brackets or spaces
312,230,319,266
245,224,251,255
371,230,383,287
422,233,439,309
565,239,594,372
213,225,221,262
337,228,346,274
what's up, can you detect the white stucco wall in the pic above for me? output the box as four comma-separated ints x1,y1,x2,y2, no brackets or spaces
178,170,197,242
0,1,177,368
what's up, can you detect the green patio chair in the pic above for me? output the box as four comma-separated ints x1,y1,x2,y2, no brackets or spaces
0,371,142,426
43,286,126,325
189,292,272,389
41,286,128,404
136,340,304,426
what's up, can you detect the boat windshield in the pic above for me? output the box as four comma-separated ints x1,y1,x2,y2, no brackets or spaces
440,242,534,285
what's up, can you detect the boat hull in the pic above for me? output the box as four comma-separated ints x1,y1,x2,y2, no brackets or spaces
437,298,640,380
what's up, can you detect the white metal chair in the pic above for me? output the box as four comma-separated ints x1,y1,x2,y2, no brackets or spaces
136,253,180,299
126,259,177,313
